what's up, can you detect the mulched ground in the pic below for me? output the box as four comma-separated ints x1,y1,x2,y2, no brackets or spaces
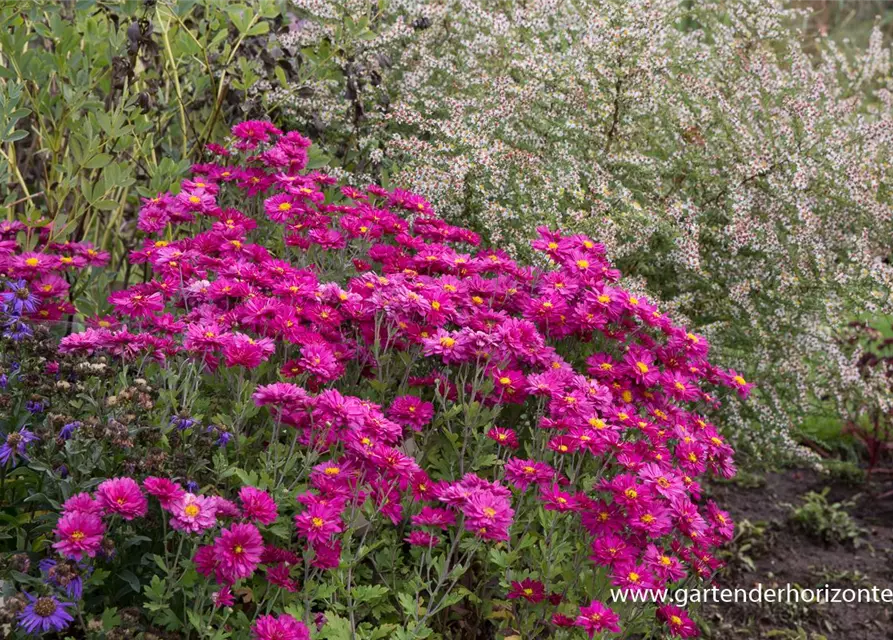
702,468,893,639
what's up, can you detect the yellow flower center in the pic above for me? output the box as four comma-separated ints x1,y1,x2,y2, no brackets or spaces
25,257,39,267
184,504,200,517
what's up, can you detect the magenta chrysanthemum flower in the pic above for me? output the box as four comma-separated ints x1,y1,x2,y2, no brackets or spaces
222,333,275,368
239,486,278,526
411,506,456,529
215,523,264,581
507,578,545,603
213,586,235,608
143,477,186,510
486,426,519,449
297,342,343,382
266,562,299,592
504,458,555,490
405,530,440,547
52,510,105,560
95,477,148,520
462,490,514,541
61,492,103,515
170,493,218,534
107,288,164,318
253,382,311,409
250,613,310,640
387,395,434,432
232,120,282,150
294,503,344,544
193,545,222,581
657,605,699,637
575,600,621,637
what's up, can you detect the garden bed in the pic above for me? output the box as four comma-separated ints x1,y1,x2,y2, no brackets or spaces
704,469,893,639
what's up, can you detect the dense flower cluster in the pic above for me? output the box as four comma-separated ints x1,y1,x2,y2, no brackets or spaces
0,220,108,339
269,0,893,463
9,121,748,637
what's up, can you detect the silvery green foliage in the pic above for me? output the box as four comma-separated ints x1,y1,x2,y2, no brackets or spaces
264,0,893,463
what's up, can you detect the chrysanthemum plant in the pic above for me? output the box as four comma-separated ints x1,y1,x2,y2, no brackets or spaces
1,121,746,639
270,0,893,464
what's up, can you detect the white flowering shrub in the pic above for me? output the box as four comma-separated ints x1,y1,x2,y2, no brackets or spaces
262,0,893,463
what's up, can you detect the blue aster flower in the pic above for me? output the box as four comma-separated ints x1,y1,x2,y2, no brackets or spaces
0,427,39,466
17,593,74,635
1,279,39,315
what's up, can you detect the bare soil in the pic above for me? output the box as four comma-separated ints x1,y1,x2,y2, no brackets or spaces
702,469,893,639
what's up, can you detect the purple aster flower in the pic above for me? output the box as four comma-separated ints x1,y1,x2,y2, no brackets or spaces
59,422,81,440
1,279,40,315
0,427,39,466
2,318,32,341
38,559,85,600
17,593,74,635
170,415,197,431
25,400,47,414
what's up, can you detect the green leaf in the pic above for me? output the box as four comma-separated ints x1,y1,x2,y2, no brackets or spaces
318,612,351,640
186,608,203,631
351,584,389,604
83,153,113,169
396,592,418,617
102,607,122,631
119,569,141,593
274,65,287,88
368,624,400,639
226,5,251,33
247,21,269,36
